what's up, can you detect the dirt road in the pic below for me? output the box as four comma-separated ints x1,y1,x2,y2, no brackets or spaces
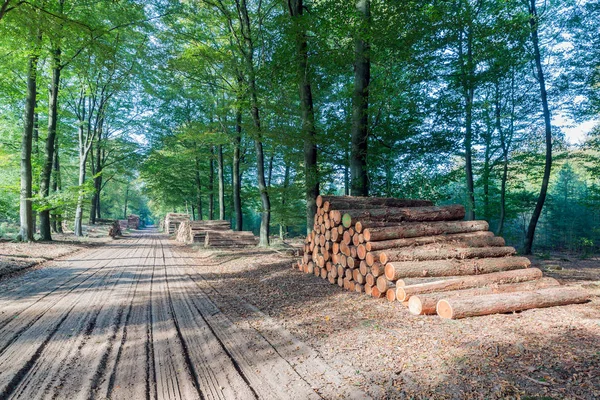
0,230,367,400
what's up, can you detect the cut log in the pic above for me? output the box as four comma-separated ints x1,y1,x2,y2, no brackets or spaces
341,205,465,228
365,273,375,287
366,232,500,251
370,262,383,277
363,220,489,242
395,267,543,301
355,284,364,293
379,246,516,264
365,284,373,296
408,277,560,315
359,261,369,276
316,195,433,210
371,286,385,299
386,288,396,302
396,276,461,287
376,276,395,293
437,286,590,319
385,256,531,281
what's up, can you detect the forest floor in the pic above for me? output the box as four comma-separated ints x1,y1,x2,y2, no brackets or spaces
0,226,113,280
0,229,598,399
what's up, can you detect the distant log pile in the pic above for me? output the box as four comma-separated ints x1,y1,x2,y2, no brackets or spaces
294,195,589,319
176,220,230,244
174,219,257,247
164,213,190,234
118,220,128,231
127,214,140,230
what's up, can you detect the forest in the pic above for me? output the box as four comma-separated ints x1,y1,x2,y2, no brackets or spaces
0,0,599,254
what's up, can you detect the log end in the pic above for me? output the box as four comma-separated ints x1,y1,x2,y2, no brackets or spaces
384,263,396,281
396,287,408,302
386,288,396,302
316,195,323,207
363,228,371,241
355,221,363,233
407,296,423,315
342,213,352,228
436,299,454,319
357,244,367,260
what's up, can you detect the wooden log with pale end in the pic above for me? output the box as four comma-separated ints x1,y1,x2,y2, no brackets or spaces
436,286,590,319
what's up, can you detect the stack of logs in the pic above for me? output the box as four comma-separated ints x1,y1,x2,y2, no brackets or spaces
127,214,140,230
176,220,231,243
118,220,128,231
175,219,258,247
204,230,257,247
295,195,589,319
164,213,190,234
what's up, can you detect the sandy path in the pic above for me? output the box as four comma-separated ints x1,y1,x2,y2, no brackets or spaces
0,229,365,400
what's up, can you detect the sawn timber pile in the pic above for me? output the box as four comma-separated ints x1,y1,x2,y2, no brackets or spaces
176,220,230,243
164,213,190,234
294,195,589,319
175,220,258,247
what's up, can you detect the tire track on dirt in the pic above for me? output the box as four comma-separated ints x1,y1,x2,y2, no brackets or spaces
0,244,134,356
0,242,134,399
161,240,257,400
165,240,323,400
0,241,136,330
173,245,370,400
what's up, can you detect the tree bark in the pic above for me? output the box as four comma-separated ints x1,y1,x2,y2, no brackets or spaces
218,144,225,220
437,286,589,319
208,146,214,219
238,0,270,246
342,204,466,228
378,245,516,265
364,231,498,252
408,277,560,315
524,0,553,255
350,0,370,196
384,256,531,281
39,2,64,240
317,195,432,209
233,106,243,231
19,48,39,242
51,140,62,233
287,0,319,234
363,220,488,242
280,160,290,240
194,146,203,221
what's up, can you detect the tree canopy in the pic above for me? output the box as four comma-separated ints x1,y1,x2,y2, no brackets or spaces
0,0,599,253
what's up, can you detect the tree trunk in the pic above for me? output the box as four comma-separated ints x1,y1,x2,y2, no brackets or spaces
208,146,214,219
524,0,552,255
218,144,225,220
19,47,39,242
363,220,488,242
408,277,560,315
378,245,516,265
317,195,432,209
462,25,476,221
396,267,544,301
89,125,102,225
287,0,319,235
437,286,589,319
238,0,270,246
51,140,62,233
384,256,531,280
341,204,466,228
364,232,501,252
280,161,290,240
233,107,243,231
194,148,203,221
123,182,129,219
350,0,370,196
